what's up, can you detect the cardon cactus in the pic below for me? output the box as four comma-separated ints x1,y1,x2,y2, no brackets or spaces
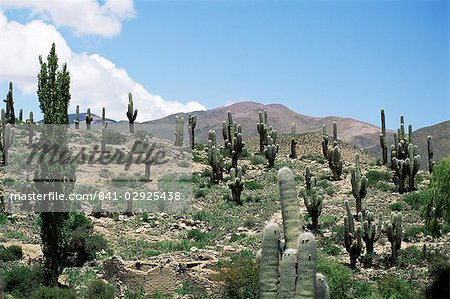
208,129,217,146
361,210,382,259
264,136,277,168
101,127,106,152
4,81,15,125
405,143,420,191
228,166,244,205
387,212,402,265
289,122,297,159
102,107,106,128
321,125,329,159
207,139,223,184
380,109,388,164
174,116,184,146
2,123,14,166
278,167,301,249
230,125,245,170
27,111,34,146
392,157,408,194
344,200,362,269
351,154,368,214
222,111,236,154
126,93,138,133
427,135,435,173
18,109,23,124
305,166,315,192
302,178,324,232
327,141,343,180
332,121,337,141
85,108,93,130
188,113,197,150
258,224,330,299
74,105,80,129
257,110,269,153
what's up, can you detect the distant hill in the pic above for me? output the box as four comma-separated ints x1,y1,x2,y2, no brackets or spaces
413,120,450,167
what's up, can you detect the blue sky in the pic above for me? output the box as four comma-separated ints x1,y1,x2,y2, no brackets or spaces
0,0,449,130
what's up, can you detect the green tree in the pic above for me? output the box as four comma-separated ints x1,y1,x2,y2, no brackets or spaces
36,43,72,286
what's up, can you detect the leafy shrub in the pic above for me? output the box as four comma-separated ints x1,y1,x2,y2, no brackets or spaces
421,157,450,236
3,264,44,298
398,246,424,267
366,170,391,186
426,253,450,299
84,279,115,299
215,250,259,299
376,275,420,299
186,229,209,245
250,154,266,165
125,288,148,299
104,129,127,145
403,190,427,210
244,180,264,190
0,213,6,224
194,143,205,151
321,244,342,256
390,201,405,211
403,225,431,240
176,280,208,298
194,188,208,198
31,286,77,299
0,244,23,262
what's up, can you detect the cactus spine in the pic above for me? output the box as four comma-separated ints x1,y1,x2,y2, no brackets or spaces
427,135,435,173
289,122,297,159
85,108,93,130
126,93,138,133
327,141,343,180
228,166,244,205
74,105,80,129
278,167,301,249
174,116,184,146
380,109,387,164
387,212,402,265
302,178,324,232
351,154,368,214
361,210,382,258
344,203,363,269
188,113,197,150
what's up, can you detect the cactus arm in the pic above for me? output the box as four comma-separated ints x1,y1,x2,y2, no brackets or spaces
258,223,281,299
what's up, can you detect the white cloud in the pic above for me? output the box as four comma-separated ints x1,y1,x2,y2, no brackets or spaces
0,12,206,121
0,0,135,37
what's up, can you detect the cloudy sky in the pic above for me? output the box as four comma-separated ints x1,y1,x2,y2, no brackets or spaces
0,0,448,128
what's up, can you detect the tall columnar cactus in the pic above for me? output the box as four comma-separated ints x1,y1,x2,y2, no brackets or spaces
188,113,197,150
3,123,14,166
392,157,408,194
327,141,343,180
207,139,223,184
289,122,297,159
259,223,281,298
351,154,368,214
344,201,363,269
74,105,80,129
101,127,106,152
174,116,184,146
278,167,301,249
264,136,277,168
126,93,138,133
321,125,329,159
380,109,388,165
387,212,402,265
405,143,420,191
18,109,23,124
230,125,245,170
305,166,315,192
27,111,34,124
332,121,337,141
27,111,34,146
228,166,244,205
208,129,217,146
427,135,435,173
408,124,413,144
3,82,15,125
302,177,324,232
102,107,106,128
222,111,235,153
361,210,382,258
85,108,93,130
257,110,269,153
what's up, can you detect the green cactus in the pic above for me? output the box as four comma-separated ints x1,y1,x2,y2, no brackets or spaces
101,127,106,152
408,124,413,144
305,166,315,192
230,126,245,170
102,107,106,128
380,109,388,165
74,105,80,129
302,177,324,232
174,116,184,146
332,121,337,141
257,110,269,153
351,154,368,214
387,212,402,265
27,111,34,124
405,143,420,191
208,129,217,147
258,223,281,298
126,92,138,133
27,111,34,146
207,139,223,184
327,141,343,180
289,122,297,159
3,82,15,125
361,210,382,259
427,135,435,173
392,157,408,194
264,136,277,168
279,248,298,298
18,109,23,124
344,203,363,269
2,123,14,166
188,113,197,150
278,167,301,249
85,108,93,130
321,125,329,159
228,166,244,205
